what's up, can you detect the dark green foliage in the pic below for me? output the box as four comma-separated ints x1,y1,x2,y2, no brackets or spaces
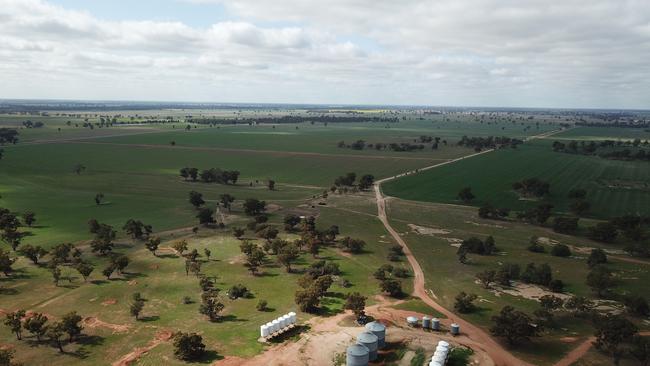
550,244,571,257
344,292,367,319
457,187,475,203
594,315,638,362
122,219,152,240
173,332,206,361
512,178,550,198
340,236,366,253
458,236,496,255
587,248,607,267
243,198,266,216
228,284,251,299
586,265,615,297
490,306,538,345
552,217,579,233
588,222,618,243
454,292,478,313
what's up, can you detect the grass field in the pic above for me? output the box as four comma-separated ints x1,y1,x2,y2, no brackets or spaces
2,112,647,365
385,199,650,365
383,139,650,218
0,193,412,365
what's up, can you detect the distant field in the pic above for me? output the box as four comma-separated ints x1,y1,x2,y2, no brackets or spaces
0,141,436,246
552,126,650,141
383,139,650,218
94,119,555,157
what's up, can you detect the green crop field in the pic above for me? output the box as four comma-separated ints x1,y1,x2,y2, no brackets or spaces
383,139,650,218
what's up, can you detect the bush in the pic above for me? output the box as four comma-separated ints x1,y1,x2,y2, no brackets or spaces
228,284,251,299
551,244,571,257
393,268,410,278
256,300,268,311
527,242,545,253
182,296,192,304
553,217,579,233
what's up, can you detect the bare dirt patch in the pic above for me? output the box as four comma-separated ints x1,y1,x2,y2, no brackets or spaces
83,317,130,333
102,298,118,306
465,221,506,229
487,281,572,301
112,329,172,366
408,224,451,235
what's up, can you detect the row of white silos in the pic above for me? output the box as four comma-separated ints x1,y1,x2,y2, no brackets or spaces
259,312,297,338
428,340,450,366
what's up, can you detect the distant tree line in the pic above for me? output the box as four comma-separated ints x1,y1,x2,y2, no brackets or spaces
553,139,650,162
0,128,19,144
337,136,447,152
189,115,399,126
457,135,523,151
180,167,240,185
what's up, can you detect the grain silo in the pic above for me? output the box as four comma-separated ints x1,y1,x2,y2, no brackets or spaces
431,318,440,331
364,321,386,348
346,344,370,366
451,323,460,335
422,316,431,329
356,332,379,361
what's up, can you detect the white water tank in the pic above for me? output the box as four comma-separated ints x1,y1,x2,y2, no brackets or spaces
407,316,419,326
271,319,280,333
438,340,449,348
436,344,449,353
288,312,297,324
432,353,446,363
260,324,269,338
364,321,386,348
279,315,288,329
346,344,369,366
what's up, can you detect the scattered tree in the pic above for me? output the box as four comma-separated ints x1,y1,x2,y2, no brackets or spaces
490,306,538,345
173,332,206,361
454,292,478,313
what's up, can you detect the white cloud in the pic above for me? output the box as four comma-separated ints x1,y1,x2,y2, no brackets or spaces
0,0,649,108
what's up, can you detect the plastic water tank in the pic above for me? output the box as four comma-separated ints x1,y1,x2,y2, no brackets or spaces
357,332,379,361
364,321,386,348
429,362,443,366
431,318,440,331
432,353,446,363
346,344,370,366
260,324,268,338
422,316,431,329
288,312,297,324
451,323,460,335
438,340,449,348
436,344,449,353
271,319,280,333
280,315,289,329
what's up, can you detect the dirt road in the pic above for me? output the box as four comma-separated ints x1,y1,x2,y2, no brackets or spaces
371,128,570,366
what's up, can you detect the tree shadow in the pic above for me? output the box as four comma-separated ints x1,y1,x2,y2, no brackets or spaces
139,315,160,322
218,314,247,323
90,279,108,285
157,254,179,259
268,325,311,344
76,334,105,346
196,350,223,363
0,287,18,295
256,272,279,278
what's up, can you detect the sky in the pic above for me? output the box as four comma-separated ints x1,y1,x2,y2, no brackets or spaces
1,0,649,109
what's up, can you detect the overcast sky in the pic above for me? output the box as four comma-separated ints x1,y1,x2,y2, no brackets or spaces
1,0,649,109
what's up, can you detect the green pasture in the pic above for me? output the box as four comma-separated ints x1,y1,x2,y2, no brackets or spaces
386,199,650,365
553,126,650,141
0,197,407,365
383,139,650,219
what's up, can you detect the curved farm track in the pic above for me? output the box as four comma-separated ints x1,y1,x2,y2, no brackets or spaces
372,128,589,366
